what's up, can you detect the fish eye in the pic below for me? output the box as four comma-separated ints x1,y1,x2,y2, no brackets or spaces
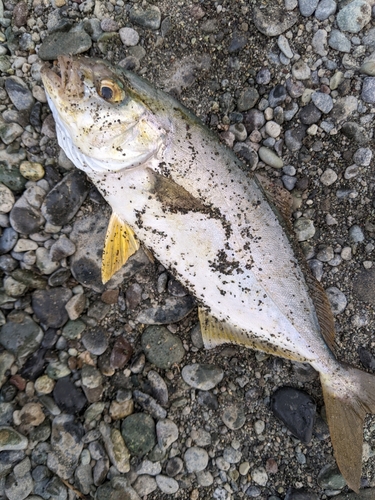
98,79,125,103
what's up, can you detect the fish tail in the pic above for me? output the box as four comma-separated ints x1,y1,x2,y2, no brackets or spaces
320,363,375,493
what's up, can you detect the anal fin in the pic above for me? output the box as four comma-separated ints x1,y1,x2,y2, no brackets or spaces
198,308,305,361
102,213,139,284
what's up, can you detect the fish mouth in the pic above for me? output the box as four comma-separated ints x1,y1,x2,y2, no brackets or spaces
41,55,86,101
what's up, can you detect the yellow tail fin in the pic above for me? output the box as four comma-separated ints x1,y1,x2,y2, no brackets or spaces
320,364,375,493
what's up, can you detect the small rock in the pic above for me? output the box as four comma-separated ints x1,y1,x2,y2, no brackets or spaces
121,413,156,456
237,87,259,112
336,0,371,33
119,27,140,46
353,147,372,166
53,377,87,414
133,390,167,420
82,328,108,356
0,183,15,214
258,146,283,168
253,6,298,37
184,446,209,473
294,218,315,241
32,288,72,328
271,387,316,443
317,463,346,489
328,30,351,53
0,311,43,361
292,60,311,80
299,0,319,17
326,286,347,314
222,404,246,430
0,427,28,451
5,77,34,111
315,0,336,20
109,335,133,369
182,364,224,390
320,168,337,186
156,419,179,452
311,92,333,113
100,422,130,473
19,161,44,181
47,414,84,479
268,85,287,107
38,27,92,60
156,475,179,494
252,466,268,486
141,326,185,369
129,3,161,30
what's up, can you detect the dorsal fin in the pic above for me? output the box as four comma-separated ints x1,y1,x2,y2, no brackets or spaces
102,212,140,284
255,174,337,353
198,308,307,362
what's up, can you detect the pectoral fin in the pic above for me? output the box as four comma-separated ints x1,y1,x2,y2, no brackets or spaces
102,212,139,284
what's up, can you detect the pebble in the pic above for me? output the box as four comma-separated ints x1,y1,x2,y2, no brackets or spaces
156,475,179,494
182,364,224,390
325,286,347,314
222,404,246,430
156,419,178,452
129,3,161,30
312,29,328,56
119,27,140,46
294,218,316,241
258,146,283,168
271,387,316,443
53,377,87,413
361,77,375,103
47,414,84,479
0,183,15,214
328,30,351,53
292,60,311,80
311,92,333,113
121,413,156,456
237,88,259,112
5,77,34,111
32,288,72,328
253,5,298,37
320,168,337,186
0,427,28,451
353,147,372,166
317,464,346,489
141,326,185,369
252,466,268,486
100,422,130,473
19,161,44,181
38,28,92,60
315,0,336,21
336,0,371,33
0,311,43,361
184,446,209,472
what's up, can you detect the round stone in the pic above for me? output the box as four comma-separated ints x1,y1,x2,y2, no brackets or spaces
251,466,268,486
34,375,55,394
294,218,315,241
156,475,179,494
258,146,283,168
222,404,246,430
264,121,281,138
121,413,156,456
19,161,44,181
326,286,347,315
141,326,185,369
119,27,140,46
336,0,371,33
184,446,209,473
0,183,15,214
320,168,337,186
0,427,28,451
181,364,224,390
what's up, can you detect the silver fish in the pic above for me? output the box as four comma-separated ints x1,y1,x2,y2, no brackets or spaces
41,56,375,492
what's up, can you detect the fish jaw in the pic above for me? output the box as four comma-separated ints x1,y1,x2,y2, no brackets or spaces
41,56,168,170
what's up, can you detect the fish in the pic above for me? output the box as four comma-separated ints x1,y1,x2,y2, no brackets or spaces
41,55,375,492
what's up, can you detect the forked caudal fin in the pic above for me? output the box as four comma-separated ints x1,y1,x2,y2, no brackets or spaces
320,364,375,493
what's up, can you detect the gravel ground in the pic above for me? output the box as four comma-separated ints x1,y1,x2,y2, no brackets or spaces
1,0,375,499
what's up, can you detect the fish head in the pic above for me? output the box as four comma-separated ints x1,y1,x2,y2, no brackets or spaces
41,56,168,172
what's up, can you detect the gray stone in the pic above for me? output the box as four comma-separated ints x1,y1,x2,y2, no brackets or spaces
0,311,43,361
5,76,34,111
0,121,23,145
47,414,84,479
41,170,90,226
81,328,108,355
0,227,18,255
336,0,371,33
361,77,375,104
121,413,156,456
315,0,336,20
222,404,246,430
147,370,168,406
268,85,287,107
330,96,358,123
156,419,179,452
136,460,162,476
184,446,208,473
182,364,224,390
4,469,33,500
311,92,333,113
277,35,293,59
326,286,347,315
49,235,76,261
38,27,92,60
133,390,167,420
320,168,337,186
292,60,311,80
253,5,298,36
137,295,195,324
141,325,185,369
349,224,365,243
119,27,139,46
284,125,307,151
9,193,45,235
299,0,319,16
328,30,351,53
129,3,161,30
317,464,346,489
32,288,72,328
312,29,328,56
156,475,179,494
258,146,283,168
237,87,259,112
294,218,315,241
353,147,372,166
133,475,157,496
100,422,130,473
0,427,28,451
